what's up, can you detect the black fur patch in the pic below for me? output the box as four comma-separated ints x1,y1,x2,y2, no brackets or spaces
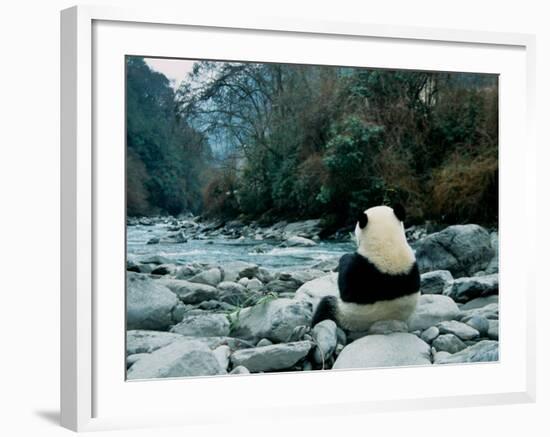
338,253,420,305
312,296,338,327
358,212,368,229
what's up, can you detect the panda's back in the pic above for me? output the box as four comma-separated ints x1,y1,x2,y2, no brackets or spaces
338,252,420,305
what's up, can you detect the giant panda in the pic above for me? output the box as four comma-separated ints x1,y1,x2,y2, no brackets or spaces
312,204,420,331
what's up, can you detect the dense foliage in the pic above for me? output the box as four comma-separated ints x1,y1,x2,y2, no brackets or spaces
126,57,211,216
127,56,498,227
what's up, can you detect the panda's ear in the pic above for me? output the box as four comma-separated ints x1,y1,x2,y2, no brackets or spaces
392,203,406,222
358,212,368,229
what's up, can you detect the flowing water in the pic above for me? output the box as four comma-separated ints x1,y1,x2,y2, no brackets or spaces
127,223,354,271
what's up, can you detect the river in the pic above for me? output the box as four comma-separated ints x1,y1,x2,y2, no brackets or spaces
127,223,354,271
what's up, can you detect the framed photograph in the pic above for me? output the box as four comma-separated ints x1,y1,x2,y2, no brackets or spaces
61,5,536,432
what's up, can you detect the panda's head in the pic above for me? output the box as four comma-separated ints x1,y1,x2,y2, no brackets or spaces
354,204,415,275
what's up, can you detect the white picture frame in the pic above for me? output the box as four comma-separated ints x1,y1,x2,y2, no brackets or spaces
60,5,537,432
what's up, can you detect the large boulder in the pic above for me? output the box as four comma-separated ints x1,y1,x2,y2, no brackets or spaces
333,333,431,369
415,225,494,277
435,340,499,364
230,341,312,372
444,274,498,303
294,273,339,311
127,340,225,380
407,294,460,331
158,279,218,304
126,272,179,330
230,298,312,343
170,313,230,337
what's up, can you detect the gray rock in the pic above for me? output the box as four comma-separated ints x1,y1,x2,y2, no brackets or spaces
487,320,499,340
246,278,263,291
230,298,312,343
432,334,467,354
459,294,499,311
127,330,254,356
126,353,150,368
221,261,259,282
230,341,313,372
170,313,230,337
433,351,452,364
294,273,339,311
415,225,494,277
197,300,236,311
217,281,249,306
444,274,498,303
141,255,171,265
283,219,322,239
464,315,490,336
255,267,275,284
420,270,453,295
367,320,409,335
281,236,317,247
311,320,338,365
286,269,326,286
256,338,273,347
264,279,301,294
126,272,179,330
158,279,218,304
459,303,499,322
407,294,461,331
189,268,222,287
333,333,431,369
436,340,499,364
286,325,309,342
312,257,339,272
127,340,225,380
175,264,201,279
437,320,479,340
237,277,249,287
212,345,231,371
230,365,250,375
151,264,177,276
485,232,499,274
127,330,185,355
420,326,440,344
161,231,187,244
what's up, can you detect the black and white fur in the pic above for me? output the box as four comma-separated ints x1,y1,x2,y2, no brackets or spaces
312,205,420,331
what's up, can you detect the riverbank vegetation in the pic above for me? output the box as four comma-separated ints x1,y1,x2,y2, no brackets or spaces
126,56,498,228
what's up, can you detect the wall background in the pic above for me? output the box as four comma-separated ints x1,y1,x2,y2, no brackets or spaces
0,1,547,435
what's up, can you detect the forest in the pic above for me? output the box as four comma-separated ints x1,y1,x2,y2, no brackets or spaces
126,56,498,228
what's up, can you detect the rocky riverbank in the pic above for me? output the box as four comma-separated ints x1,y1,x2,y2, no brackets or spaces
126,215,499,380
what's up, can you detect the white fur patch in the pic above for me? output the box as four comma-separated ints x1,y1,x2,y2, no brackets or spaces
336,292,420,332
356,205,415,275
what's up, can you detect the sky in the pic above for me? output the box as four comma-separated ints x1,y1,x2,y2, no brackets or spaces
144,57,196,89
